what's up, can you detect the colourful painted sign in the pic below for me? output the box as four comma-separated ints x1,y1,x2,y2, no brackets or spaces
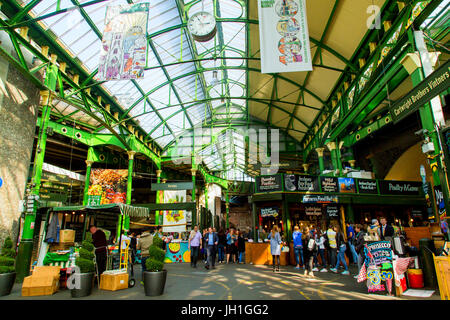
163,190,187,233
164,241,191,263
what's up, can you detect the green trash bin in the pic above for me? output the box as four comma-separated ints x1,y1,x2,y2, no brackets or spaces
419,238,437,288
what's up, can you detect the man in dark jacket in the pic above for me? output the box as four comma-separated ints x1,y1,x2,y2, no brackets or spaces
379,217,394,240
353,224,365,276
204,227,219,270
89,225,107,277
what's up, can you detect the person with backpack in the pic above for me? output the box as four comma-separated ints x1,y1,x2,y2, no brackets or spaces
292,226,304,269
302,227,318,277
316,231,328,272
330,225,350,275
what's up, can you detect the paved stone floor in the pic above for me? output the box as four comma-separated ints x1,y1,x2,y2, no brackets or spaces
1,263,441,300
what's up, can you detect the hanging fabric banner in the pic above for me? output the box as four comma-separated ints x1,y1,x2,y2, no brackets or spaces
163,190,187,233
98,3,149,81
257,0,313,73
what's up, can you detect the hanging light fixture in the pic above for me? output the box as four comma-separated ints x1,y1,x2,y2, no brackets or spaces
210,70,219,86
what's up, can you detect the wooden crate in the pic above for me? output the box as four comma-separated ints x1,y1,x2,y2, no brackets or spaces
22,276,59,297
434,255,450,300
100,273,129,291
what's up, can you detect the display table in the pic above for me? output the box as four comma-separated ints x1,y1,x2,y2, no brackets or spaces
245,242,289,266
165,240,191,263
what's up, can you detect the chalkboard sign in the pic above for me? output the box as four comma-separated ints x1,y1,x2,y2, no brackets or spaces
379,180,421,195
305,206,322,216
284,174,319,192
255,175,282,193
320,177,339,193
326,205,339,218
357,179,378,194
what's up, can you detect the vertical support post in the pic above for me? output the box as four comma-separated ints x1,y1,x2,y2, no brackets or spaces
16,90,54,282
204,184,209,227
126,151,136,205
225,190,230,229
315,148,325,174
191,168,197,227
155,169,162,226
326,141,340,176
282,195,291,242
83,149,94,206
252,201,258,242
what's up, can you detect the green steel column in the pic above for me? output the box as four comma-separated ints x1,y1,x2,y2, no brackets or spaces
225,190,230,229
204,184,209,227
252,201,258,242
326,141,339,175
282,195,291,242
191,168,197,227
160,178,167,226
315,147,325,173
126,151,136,205
16,90,54,282
346,203,355,223
82,148,94,206
155,169,162,226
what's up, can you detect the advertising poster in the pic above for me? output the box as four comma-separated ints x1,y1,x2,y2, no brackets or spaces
163,190,187,233
320,177,339,193
255,175,283,192
98,3,149,81
257,0,313,73
284,174,319,192
261,207,279,218
88,169,128,205
338,177,356,193
357,179,378,194
164,241,191,264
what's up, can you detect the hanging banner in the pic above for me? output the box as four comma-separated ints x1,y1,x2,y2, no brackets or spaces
88,169,128,205
98,3,149,81
434,185,447,219
257,0,313,73
163,190,187,233
261,207,280,217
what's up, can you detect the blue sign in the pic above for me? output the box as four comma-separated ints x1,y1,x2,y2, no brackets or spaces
0,177,3,188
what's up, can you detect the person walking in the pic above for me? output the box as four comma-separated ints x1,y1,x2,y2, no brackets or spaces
202,229,208,263
346,222,358,265
128,232,137,264
267,226,282,272
316,231,328,272
326,224,337,267
189,225,202,268
226,228,237,263
303,227,318,277
204,227,218,270
217,229,227,263
330,225,350,275
137,229,153,283
353,224,366,278
292,226,304,269
237,230,246,263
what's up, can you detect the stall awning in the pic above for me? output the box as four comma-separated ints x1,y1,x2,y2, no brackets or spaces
50,203,150,218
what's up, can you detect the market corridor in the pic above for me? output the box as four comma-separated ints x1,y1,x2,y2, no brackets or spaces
0,263,440,300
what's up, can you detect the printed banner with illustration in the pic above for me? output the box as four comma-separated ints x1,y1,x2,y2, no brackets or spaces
88,169,127,205
163,190,187,233
257,0,312,73
98,3,149,81
164,241,190,264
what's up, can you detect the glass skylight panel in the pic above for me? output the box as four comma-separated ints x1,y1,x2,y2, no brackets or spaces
165,62,196,79
218,0,245,18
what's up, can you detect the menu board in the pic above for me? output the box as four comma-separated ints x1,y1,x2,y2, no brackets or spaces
305,206,322,216
320,177,339,193
261,207,279,217
284,174,319,192
357,179,378,194
326,205,339,218
379,180,421,196
255,175,282,193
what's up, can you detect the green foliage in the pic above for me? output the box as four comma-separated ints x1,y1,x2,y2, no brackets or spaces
148,246,165,262
145,259,164,272
144,235,165,272
75,237,95,274
152,235,164,249
0,237,15,274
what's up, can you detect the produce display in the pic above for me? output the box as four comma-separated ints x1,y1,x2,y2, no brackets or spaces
88,169,127,204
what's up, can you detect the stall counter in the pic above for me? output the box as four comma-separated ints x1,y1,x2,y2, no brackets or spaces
245,242,290,266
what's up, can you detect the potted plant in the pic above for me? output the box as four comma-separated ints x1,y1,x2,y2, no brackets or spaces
143,235,167,296
0,237,16,296
70,238,95,298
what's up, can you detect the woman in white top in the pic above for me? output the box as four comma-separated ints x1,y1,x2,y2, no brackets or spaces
267,226,282,272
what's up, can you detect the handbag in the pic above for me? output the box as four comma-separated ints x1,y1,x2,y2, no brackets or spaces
281,245,290,253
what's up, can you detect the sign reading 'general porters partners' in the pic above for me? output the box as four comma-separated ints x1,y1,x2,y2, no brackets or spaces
390,60,450,123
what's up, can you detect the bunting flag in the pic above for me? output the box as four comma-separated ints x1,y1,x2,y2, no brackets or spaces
357,262,367,283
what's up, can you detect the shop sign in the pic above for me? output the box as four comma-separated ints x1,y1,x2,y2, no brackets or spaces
357,179,378,194
389,59,450,123
284,174,319,192
261,207,279,217
255,175,283,193
379,180,421,195
302,195,338,204
326,205,339,218
320,177,339,193
434,185,446,219
87,195,101,206
151,182,194,191
305,206,322,216
338,177,356,193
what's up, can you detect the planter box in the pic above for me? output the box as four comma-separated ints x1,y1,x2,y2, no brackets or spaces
100,273,128,291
